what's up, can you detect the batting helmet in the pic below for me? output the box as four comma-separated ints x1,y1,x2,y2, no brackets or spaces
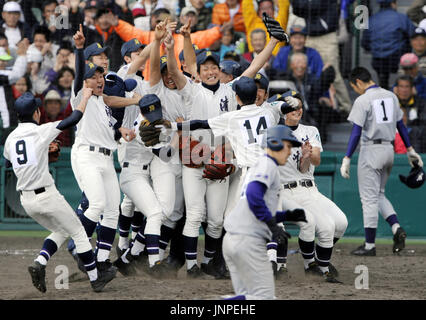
399,164,425,189
262,125,301,151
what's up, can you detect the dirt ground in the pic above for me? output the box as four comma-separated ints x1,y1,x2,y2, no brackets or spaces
1,237,426,300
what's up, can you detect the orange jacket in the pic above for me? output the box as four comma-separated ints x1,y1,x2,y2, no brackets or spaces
212,1,246,33
242,0,290,56
114,20,223,79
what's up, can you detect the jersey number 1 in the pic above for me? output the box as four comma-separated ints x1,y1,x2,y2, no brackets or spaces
243,116,267,144
16,140,28,165
380,100,388,121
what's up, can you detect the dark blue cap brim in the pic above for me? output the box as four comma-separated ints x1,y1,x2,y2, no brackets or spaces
122,43,143,58
84,66,104,80
197,54,220,67
85,46,109,60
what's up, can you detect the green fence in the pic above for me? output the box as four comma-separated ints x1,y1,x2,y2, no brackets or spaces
1,147,425,237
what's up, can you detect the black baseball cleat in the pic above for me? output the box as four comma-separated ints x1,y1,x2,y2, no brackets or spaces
115,245,127,259
328,262,339,277
28,261,47,293
187,264,203,279
323,271,343,284
211,254,230,280
147,261,168,279
162,255,184,278
113,254,137,277
393,227,407,253
91,266,117,292
271,261,278,278
350,244,376,256
304,261,323,277
201,260,220,277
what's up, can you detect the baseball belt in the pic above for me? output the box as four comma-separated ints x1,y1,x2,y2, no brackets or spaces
89,145,112,156
283,179,316,189
19,187,46,195
122,162,148,170
362,139,394,146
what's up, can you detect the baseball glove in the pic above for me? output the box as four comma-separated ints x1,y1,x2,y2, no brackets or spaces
139,119,171,147
48,139,61,163
262,13,289,43
203,145,235,181
179,136,211,168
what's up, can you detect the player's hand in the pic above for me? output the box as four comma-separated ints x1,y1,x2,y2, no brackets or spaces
340,156,351,179
155,18,168,41
301,141,312,160
73,24,86,49
166,20,178,34
131,93,142,105
283,209,307,223
266,217,291,246
119,127,136,142
284,96,300,109
163,31,174,51
179,19,191,37
82,85,93,100
407,147,424,167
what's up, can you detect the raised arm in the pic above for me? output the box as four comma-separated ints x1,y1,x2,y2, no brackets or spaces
73,24,86,95
181,20,197,79
103,93,141,108
56,86,92,131
241,37,280,78
127,42,154,75
150,19,169,87
164,31,188,90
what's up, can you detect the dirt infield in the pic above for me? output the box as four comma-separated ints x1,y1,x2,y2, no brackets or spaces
1,236,425,300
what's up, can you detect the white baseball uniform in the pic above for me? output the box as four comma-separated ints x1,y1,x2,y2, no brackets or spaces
4,122,92,254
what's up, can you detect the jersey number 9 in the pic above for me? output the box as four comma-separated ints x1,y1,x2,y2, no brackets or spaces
16,140,28,165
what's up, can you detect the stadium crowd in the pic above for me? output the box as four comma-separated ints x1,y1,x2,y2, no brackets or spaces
0,0,425,151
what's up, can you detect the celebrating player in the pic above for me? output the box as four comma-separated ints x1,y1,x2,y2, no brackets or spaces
340,67,424,255
4,90,116,293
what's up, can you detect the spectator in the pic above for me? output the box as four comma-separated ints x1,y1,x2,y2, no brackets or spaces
111,10,228,79
27,45,50,95
46,66,75,110
0,1,32,48
410,27,426,76
283,52,337,142
39,89,73,146
32,0,71,45
212,0,245,33
12,74,32,99
242,28,266,63
0,32,16,67
44,41,73,84
242,0,289,56
361,0,416,90
132,0,167,31
0,39,29,143
186,0,213,32
178,7,199,33
399,53,426,100
393,75,426,153
218,27,236,60
292,0,352,114
272,25,324,79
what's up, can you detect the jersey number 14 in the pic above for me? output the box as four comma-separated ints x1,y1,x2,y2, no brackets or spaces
242,116,268,145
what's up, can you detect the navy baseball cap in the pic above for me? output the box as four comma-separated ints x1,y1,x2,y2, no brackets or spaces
219,60,242,78
178,44,201,61
84,43,110,60
84,62,104,80
15,92,42,117
411,27,426,39
290,25,307,36
254,72,269,90
160,55,168,73
121,38,144,58
232,76,258,103
196,50,220,67
104,72,137,97
139,94,163,123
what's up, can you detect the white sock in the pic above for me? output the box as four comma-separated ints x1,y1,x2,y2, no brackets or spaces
88,269,98,281
149,254,160,267
202,255,213,265
319,266,329,274
303,258,315,269
267,249,277,262
187,259,197,270
35,255,47,266
71,248,77,256
131,231,137,240
121,248,131,263
277,262,286,269
365,242,375,250
97,249,110,262
159,248,166,261
130,240,145,256
391,223,401,235
118,237,129,250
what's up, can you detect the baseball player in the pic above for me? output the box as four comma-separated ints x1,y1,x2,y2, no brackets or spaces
254,72,269,106
4,91,116,293
157,14,290,278
219,60,243,84
340,67,424,255
69,26,141,269
222,124,299,300
272,94,348,283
